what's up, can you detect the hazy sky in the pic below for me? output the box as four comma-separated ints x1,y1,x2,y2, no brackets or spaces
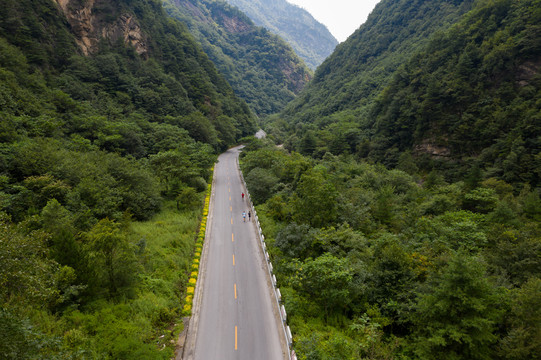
286,0,380,42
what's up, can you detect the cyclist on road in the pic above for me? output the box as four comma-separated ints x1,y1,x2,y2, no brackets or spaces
242,211,246,222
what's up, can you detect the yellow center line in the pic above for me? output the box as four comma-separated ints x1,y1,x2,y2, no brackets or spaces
229,196,231,201
228,187,230,193
234,283,237,299
232,233,234,242
232,254,235,266
230,206,232,212
231,217,233,225
235,326,238,350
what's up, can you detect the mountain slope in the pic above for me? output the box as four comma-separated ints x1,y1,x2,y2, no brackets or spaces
279,0,475,125
273,0,540,187
225,0,337,70
369,0,541,184
164,0,312,117
0,0,256,148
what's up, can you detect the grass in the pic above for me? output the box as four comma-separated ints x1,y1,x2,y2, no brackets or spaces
56,200,204,359
128,200,202,344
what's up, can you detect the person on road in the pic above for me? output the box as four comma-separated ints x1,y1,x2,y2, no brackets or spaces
248,210,251,221
242,211,246,222
241,192,245,200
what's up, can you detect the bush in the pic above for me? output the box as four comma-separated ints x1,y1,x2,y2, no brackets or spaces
176,187,200,210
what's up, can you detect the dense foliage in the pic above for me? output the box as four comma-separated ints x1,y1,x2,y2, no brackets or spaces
269,0,540,188
253,1,541,357
0,0,253,357
164,0,312,117
369,0,541,183
225,0,338,70
241,141,541,360
278,0,474,125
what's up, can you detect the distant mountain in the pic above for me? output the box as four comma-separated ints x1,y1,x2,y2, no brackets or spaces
164,0,312,117
225,0,338,70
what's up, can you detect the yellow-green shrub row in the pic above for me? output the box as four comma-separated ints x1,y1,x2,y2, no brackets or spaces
183,169,213,317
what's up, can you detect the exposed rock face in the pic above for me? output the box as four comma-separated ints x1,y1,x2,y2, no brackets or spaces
414,141,451,158
54,0,148,56
517,59,541,87
280,59,310,93
221,15,251,34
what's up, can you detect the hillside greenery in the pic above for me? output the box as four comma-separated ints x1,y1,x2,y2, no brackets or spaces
278,0,474,125
241,139,541,360
225,0,338,70
268,0,539,188
0,0,254,357
369,0,541,184
247,0,540,358
163,0,312,117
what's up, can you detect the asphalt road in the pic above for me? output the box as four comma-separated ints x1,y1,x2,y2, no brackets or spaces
190,147,285,360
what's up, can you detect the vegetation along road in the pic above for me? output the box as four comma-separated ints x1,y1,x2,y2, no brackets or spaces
185,147,286,359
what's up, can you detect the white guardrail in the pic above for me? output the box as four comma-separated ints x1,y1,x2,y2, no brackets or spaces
237,156,297,360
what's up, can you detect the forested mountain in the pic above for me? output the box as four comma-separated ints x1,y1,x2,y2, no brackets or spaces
0,0,255,357
163,0,312,117
369,0,541,185
225,0,338,70
244,0,541,358
273,0,540,187
280,0,475,124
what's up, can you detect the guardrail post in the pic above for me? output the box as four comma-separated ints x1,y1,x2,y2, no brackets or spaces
286,326,293,346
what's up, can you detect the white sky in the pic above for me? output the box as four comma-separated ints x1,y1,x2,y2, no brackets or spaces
286,0,381,42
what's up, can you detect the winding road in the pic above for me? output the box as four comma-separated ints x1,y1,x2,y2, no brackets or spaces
183,146,286,360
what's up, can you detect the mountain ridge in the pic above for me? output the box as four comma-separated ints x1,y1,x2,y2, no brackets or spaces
225,0,338,69
164,0,312,117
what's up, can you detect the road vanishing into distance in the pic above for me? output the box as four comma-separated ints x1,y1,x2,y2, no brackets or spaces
184,147,286,360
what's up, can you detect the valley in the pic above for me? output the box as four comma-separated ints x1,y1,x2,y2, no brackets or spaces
0,0,539,359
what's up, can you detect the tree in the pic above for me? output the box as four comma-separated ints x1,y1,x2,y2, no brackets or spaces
294,253,353,316
41,199,79,268
176,187,200,210
411,253,504,360
85,218,136,298
149,149,192,196
179,112,219,149
0,213,57,305
244,167,279,204
368,236,416,323
499,277,541,360
213,115,239,149
299,130,317,156
292,168,338,228
275,222,318,259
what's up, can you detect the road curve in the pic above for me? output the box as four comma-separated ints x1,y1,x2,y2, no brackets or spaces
186,147,286,360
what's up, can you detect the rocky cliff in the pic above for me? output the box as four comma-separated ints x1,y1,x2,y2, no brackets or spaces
55,0,148,56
